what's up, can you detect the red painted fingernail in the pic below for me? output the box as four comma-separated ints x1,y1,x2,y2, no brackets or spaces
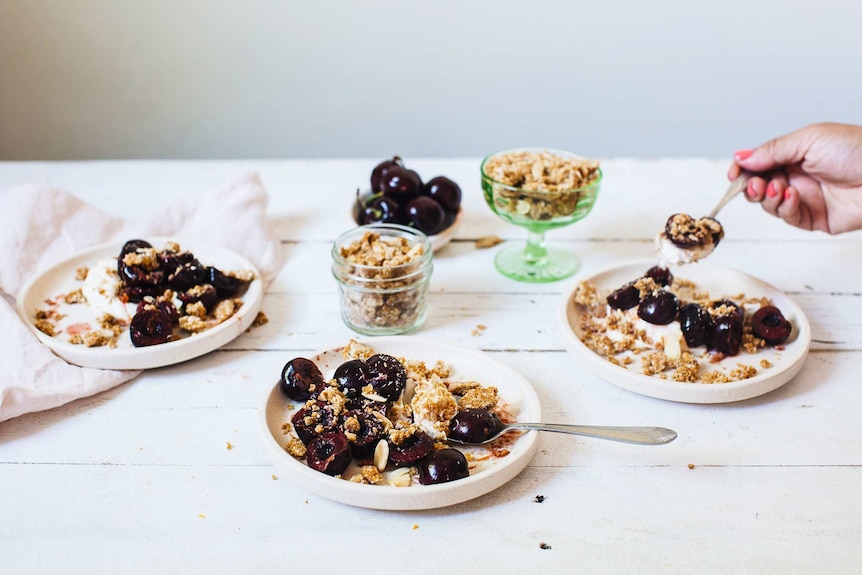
784,189,792,200
734,149,753,161
766,182,777,198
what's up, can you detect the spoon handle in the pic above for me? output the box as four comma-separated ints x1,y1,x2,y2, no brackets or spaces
708,174,749,219
506,424,677,445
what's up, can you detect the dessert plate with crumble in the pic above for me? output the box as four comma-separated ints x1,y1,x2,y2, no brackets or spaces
15,238,263,370
560,259,811,404
260,336,542,510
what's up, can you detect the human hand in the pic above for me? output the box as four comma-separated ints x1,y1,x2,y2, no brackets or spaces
728,122,862,234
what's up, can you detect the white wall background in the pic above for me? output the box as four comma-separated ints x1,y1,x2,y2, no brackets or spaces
1,0,861,160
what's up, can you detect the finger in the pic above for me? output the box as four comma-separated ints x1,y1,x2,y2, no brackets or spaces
776,185,807,229
760,178,787,216
745,176,768,202
734,126,812,173
727,162,741,181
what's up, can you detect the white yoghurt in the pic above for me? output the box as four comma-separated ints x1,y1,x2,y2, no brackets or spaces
81,259,131,319
655,232,715,267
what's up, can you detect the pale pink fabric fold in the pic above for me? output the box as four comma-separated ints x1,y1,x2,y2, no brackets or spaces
0,172,284,423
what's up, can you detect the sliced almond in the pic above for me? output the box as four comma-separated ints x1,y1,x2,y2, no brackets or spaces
387,466,413,487
373,439,389,471
361,391,388,402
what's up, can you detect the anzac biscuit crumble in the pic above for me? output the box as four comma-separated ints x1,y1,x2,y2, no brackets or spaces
573,274,784,384
281,340,519,487
482,150,601,221
335,231,430,332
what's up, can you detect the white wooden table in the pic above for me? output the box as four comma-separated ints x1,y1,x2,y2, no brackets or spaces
1,158,861,574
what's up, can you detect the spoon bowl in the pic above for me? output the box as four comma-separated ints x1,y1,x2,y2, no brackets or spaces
447,422,677,446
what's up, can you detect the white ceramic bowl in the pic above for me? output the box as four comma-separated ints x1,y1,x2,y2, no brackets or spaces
559,259,811,404
260,336,541,510
16,238,263,370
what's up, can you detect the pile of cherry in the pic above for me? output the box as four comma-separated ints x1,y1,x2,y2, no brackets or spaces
607,265,792,356
280,354,504,485
118,240,249,347
352,156,462,236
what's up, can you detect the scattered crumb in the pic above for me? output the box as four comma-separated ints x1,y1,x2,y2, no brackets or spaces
34,319,57,336
226,441,233,450
688,463,695,469
75,266,89,281
63,288,87,304
271,474,278,480
471,324,487,336
534,495,546,503
252,311,269,327
760,358,773,369
412,524,419,530
475,235,503,249
198,514,205,519
539,542,552,550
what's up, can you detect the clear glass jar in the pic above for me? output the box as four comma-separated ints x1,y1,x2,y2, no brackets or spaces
331,223,433,335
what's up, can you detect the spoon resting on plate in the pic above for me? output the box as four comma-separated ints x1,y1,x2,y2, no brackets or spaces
447,421,677,446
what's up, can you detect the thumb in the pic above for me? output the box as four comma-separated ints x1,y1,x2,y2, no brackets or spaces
735,129,810,172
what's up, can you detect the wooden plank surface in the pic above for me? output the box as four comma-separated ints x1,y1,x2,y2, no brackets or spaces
1,158,861,574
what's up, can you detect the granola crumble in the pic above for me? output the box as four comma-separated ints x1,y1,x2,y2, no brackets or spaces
575,274,788,384
335,231,430,332
482,150,600,221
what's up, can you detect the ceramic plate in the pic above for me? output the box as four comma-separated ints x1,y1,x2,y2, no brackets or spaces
15,238,263,370
260,336,541,510
559,259,811,404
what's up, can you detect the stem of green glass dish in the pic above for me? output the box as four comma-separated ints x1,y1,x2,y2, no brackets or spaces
524,229,547,265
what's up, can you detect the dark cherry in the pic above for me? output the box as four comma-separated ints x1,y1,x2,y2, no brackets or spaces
424,176,462,213
280,357,326,401
709,313,743,356
703,216,724,246
362,195,402,225
341,410,387,459
388,431,434,466
751,305,792,344
120,285,163,303
119,263,164,288
305,432,352,476
709,299,744,321
380,166,423,202
208,267,242,298
333,359,370,398
370,156,403,193
129,308,173,347
291,401,339,445
344,396,383,412
678,302,712,348
418,449,469,485
405,196,445,235
178,284,218,312
644,266,673,287
637,290,679,325
365,354,407,401
157,300,180,326
168,259,208,291
665,213,700,248
607,283,640,310
135,299,179,326
448,408,503,444
117,239,153,278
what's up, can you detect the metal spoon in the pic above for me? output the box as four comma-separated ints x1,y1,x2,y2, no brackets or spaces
448,423,678,446
708,173,750,219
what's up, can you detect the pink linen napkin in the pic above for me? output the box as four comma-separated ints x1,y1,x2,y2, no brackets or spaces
0,172,284,423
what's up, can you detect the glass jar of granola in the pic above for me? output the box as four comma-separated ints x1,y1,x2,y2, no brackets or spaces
331,224,433,335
